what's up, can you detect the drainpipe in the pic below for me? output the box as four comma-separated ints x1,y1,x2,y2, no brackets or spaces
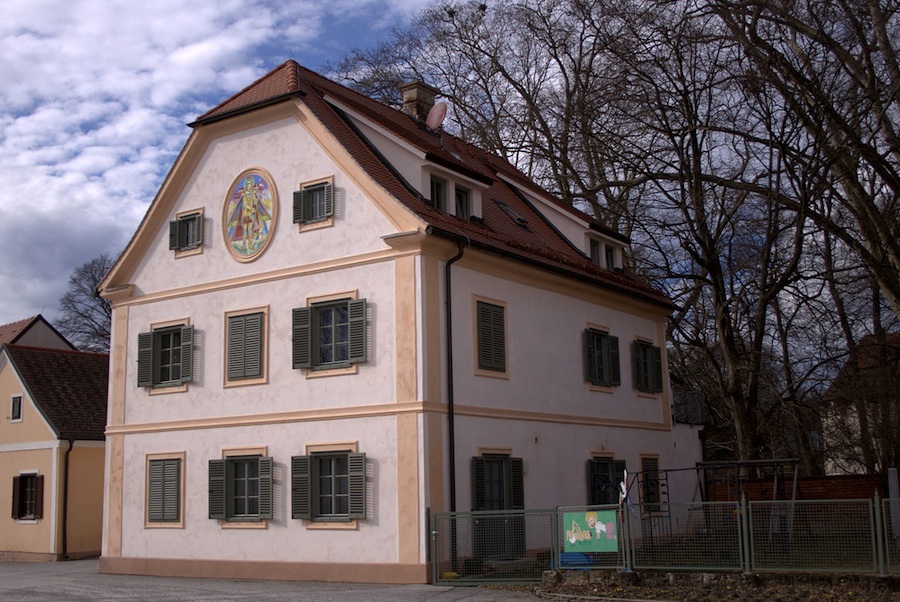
445,240,465,575
62,438,74,559
445,240,466,513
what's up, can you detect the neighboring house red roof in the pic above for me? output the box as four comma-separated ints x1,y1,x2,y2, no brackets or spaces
194,61,671,309
4,345,109,441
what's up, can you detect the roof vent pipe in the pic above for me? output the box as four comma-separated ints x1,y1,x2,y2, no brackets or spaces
399,81,440,120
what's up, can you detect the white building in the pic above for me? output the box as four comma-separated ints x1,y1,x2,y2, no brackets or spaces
98,61,702,583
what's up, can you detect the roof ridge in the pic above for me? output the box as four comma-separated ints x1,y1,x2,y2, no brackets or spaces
6,343,109,358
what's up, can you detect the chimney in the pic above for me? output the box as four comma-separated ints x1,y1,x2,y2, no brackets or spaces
399,81,440,120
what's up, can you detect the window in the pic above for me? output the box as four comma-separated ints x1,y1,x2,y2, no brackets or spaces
430,176,447,211
590,239,602,266
641,457,661,512
476,300,506,373
293,181,334,224
605,246,616,270
147,457,181,524
226,311,265,383
291,452,366,520
137,325,193,388
169,212,203,251
208,455,273,522
11,474,43,520
633,340,663,393
292,298,367,370
587,458,626,505
494,199,529,228
455,186,471,218
584,329,620,387
472,454,524,511
10,395,22,421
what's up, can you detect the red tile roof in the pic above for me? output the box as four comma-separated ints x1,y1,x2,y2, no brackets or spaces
5,345,109,441
195,61,671,309
0,315,40,345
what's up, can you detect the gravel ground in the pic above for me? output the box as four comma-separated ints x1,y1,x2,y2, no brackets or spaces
499,570,900,601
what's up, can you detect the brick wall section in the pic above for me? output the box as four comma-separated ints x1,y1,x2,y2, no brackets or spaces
707,474,886,501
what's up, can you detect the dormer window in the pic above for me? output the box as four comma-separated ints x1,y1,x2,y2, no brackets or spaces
589,237,621,271
605,246,616,270
590,239,602,266
430,176,447,211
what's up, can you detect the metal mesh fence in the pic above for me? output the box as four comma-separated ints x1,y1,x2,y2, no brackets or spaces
627,501,744,571
432,498,900,585
431,509,556,584
749,499,877,573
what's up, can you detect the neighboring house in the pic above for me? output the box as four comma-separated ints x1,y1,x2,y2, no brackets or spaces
0,341,109,561
98,61,703,583
823,333,900,475
0,315,76,351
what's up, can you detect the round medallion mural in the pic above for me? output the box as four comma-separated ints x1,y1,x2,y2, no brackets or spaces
223,169,277,261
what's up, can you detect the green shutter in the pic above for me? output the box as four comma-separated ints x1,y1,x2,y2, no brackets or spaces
609,336,621,386
509,457,524,510
292,190,304,224
291,455,311,519
348,299,367,364
324,183,334,218
472,457,486,510
258,456,273,520
11,476,20,519
189,213,203,247
348,452,366,518
584,329,599,385
168,220,179,250
477,301,505,372
163,460,180,521
137,331,154,387
292,307,312,369
208,459,226,519
651,345,663,392
148,460,164,522
179,326,193,383
642,457,660,510
244,313,263,378
227,315,245,380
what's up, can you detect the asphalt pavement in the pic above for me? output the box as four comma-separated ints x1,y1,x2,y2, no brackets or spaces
0,558,538,601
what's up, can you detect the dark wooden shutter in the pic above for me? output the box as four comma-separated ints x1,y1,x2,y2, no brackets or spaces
472,456,486,510
33,475,43,519
258,456,273,520
609,336,621,386
642,457,660,511
292,307,312,369
509,457,524,510
208,459,226,519
347,299,367,364
179,326,193,383
163,460,180,521
651,345,663,392
292,190,304,224
348,452,366,518
168,220,179,250
477,301,505,372
137,331,154,387
227,315,245,380
11,475,21,519
291,455,311,519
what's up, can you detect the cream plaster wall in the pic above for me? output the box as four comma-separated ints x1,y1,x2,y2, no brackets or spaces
129,117,399,297
118,417,401,563
66,444,105,555
0,359,55,445
122,261,396,425
12,322,72,350
448,262,669,425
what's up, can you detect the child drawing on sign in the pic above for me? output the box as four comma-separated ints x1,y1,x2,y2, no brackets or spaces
585,511,616,540
566,520,593,544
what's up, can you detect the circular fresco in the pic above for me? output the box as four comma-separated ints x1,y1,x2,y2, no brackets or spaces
223,169,277,261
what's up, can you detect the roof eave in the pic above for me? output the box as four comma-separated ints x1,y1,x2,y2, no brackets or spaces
188,91,306,128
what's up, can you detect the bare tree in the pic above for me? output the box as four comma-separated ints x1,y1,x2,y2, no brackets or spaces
56,254,113,352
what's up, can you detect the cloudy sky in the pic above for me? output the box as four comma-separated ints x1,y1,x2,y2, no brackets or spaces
0,0,438,328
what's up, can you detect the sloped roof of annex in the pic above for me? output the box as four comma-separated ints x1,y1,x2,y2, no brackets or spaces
101,60,670,310
2,344,109,441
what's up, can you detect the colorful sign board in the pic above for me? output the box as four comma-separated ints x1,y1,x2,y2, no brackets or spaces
563,510,618,553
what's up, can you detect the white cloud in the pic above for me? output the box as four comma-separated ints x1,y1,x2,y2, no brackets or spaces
0,0,440,328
